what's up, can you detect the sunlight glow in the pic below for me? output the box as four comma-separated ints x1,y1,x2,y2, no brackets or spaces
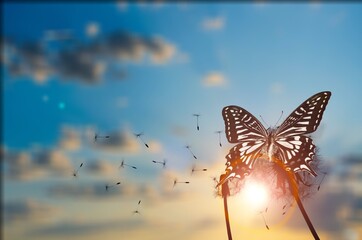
242,181,269,209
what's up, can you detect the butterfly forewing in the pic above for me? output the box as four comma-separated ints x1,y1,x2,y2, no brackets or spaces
223,106,268,143
276,91,331,137
275,136,317,176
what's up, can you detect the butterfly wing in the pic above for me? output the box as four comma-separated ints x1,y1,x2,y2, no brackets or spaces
275,136,317,176
218,106,267,186
221,140,265,183
276,91,331,137
223,105,268,143
274,91,331,174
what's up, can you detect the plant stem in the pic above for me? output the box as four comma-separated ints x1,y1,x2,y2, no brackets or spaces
288,171,320,240
222,181,233,240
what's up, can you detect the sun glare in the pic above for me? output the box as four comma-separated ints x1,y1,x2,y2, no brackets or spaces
242,181,269,209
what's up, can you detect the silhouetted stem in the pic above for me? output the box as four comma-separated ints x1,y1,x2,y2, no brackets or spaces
287,171,320,240
222,181,233,240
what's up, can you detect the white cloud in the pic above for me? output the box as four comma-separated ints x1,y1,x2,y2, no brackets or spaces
202,16,225,31
203,72,226,87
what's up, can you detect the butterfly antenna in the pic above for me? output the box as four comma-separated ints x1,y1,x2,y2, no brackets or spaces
259,115,269,127
274,111,284,128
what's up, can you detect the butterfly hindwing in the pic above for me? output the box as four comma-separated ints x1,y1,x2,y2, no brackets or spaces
275,136,317,176
220,140,265,184
223,105,268,143
276,91,331,137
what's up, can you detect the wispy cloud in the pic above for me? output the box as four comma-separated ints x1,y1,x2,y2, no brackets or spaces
201,16,225,31
202,72,226,87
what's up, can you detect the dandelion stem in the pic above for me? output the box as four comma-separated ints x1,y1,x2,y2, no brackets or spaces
222,180,233,240
288,171,320,240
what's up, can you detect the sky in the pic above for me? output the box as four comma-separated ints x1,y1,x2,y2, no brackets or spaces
2,2,362,240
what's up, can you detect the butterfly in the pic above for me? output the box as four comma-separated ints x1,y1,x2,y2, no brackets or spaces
218,91,331,186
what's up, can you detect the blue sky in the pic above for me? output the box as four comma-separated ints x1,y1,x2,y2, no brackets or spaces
2,2,362,240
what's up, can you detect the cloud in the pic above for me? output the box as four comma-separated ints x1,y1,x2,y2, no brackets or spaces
7,42,52,83
4,30,178,84
147,140,163,153
91,128,140,154
47,183,128,199
33,149,73,174
104,32,175,64
201,16,225,31
4,199,59,223
86,22,100,37
58,126,82,151
85,159,117,175
56,47,106,83
30,218,145,237
202,72,226,87
3,147,73,181
4,150,45,180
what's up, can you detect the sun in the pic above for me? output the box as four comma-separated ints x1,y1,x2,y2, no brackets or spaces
242,181,269,209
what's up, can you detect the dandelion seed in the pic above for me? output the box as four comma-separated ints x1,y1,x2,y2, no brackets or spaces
193,114,200,131
94,133,110,142
119,159,137,170
72,163,83,177
185,145,197,159
152,159,167,168
105,181,121,191
173,178,190,188
191,165,207,175
215,130,223,147
134,132,149,148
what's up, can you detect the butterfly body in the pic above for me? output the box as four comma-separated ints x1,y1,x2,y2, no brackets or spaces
219,91,331,186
